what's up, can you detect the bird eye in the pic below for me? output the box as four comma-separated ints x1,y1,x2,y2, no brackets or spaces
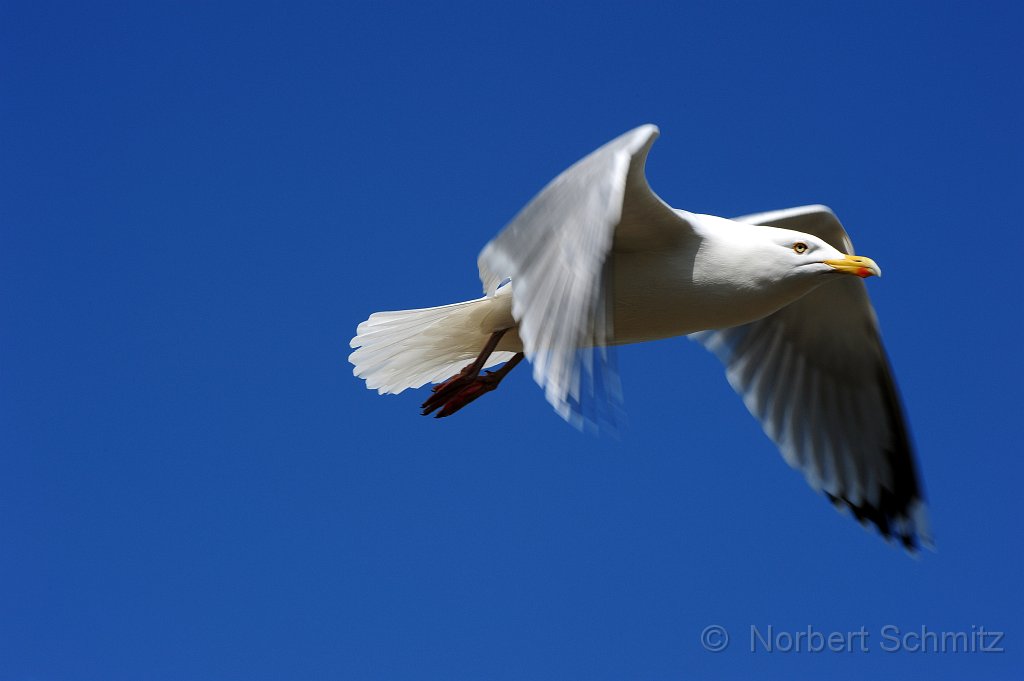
793,242,808,254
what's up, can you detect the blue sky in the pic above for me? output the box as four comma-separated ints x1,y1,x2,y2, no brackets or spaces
2,1,1022,679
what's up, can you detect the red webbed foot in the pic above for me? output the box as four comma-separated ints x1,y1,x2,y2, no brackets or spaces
425,371,503,418
420,339,524,418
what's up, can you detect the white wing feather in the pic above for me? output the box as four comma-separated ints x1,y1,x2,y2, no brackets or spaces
477,124,693,427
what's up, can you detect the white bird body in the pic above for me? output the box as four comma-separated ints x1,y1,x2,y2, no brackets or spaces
609,216,853,343
349,124,930,550
406,216,854,359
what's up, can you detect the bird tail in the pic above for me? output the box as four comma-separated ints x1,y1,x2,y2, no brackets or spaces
348,295,516,395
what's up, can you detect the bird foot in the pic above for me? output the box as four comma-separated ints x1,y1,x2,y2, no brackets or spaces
421,363,477,412
421,371,502,418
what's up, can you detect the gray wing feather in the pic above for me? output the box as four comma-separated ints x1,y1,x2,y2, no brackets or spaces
692,205,932,550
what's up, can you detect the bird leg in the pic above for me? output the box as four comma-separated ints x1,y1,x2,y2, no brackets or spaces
421,328,524,418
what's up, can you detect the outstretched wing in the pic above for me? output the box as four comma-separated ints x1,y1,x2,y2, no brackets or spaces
691,205,932,550
478,124,695,428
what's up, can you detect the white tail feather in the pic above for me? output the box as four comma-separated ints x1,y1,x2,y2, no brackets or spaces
349,294,516,394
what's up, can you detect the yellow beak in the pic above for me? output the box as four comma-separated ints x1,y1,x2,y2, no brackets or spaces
824,254,882,278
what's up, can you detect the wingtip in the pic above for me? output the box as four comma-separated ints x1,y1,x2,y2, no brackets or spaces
618,124,660,147
822,490,934,555
801,203,835,216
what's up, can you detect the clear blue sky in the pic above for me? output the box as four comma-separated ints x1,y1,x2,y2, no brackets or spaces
2,2,1022,679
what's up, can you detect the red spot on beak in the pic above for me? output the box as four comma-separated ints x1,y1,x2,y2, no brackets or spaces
856,267,871,278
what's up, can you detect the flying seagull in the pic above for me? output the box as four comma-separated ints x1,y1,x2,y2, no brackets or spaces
349,124,931,550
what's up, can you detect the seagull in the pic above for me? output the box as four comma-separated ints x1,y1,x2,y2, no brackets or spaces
349,124,931,550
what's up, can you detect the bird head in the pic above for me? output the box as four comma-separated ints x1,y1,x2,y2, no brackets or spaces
765,229,882,280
